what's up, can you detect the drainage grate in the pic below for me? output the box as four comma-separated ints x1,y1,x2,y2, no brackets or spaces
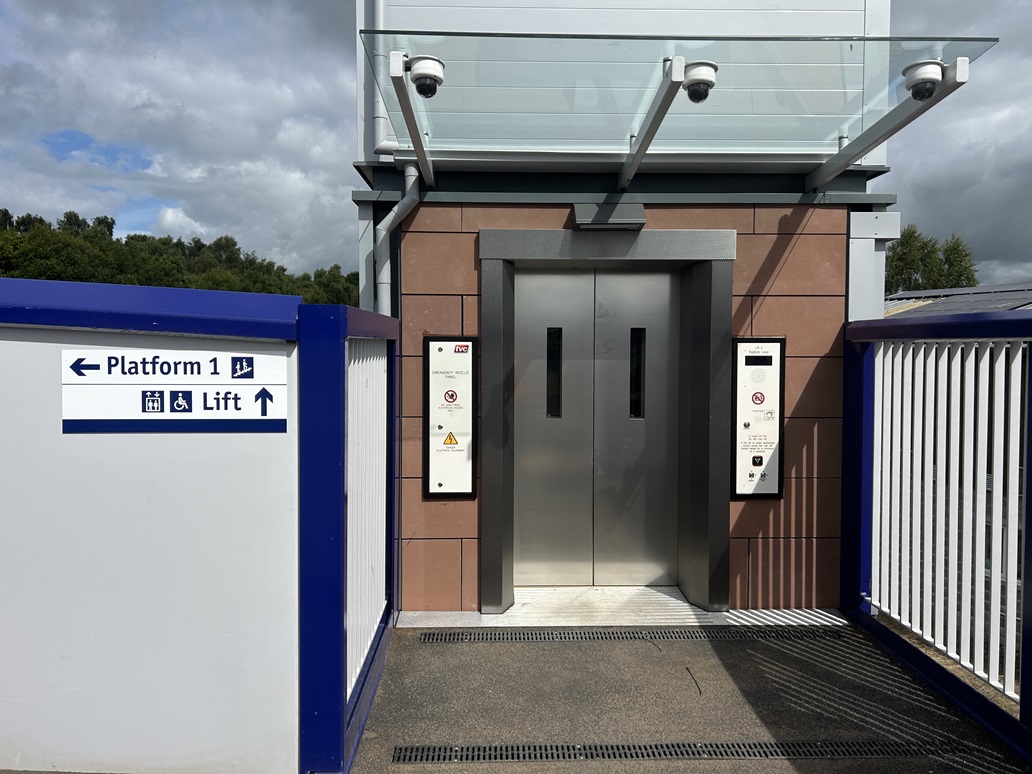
419,627,845,644
392,739,964,764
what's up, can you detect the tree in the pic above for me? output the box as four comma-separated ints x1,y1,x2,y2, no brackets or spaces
0,208,360,305
941,233,978,289
57,210,90,234
14,213,50,233
885,224,978,295
91,215,116,238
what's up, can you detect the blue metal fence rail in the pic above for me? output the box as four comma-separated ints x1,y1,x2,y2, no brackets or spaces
0,279,399,774
298,304,399,774
844,310,1032,763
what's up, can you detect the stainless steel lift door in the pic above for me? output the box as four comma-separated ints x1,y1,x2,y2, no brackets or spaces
513,270,678,586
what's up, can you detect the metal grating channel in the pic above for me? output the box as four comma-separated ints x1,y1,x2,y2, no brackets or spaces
419,627,845,644
393,740,965,764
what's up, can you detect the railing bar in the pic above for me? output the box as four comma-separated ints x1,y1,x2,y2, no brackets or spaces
989,342,1007,686
910,343,926,635
934,343,949,649
947,344,962,659
890,342,904,619
1004,342,1022,696
870,342,885,606
922,343,936,642
880,343,895,609
973,343,991,678
900,343,914,626
961,344,976,667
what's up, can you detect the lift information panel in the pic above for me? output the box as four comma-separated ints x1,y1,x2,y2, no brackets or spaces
424,337,477,499
733,338,785,499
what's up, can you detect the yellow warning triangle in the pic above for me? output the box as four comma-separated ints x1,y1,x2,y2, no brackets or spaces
443,432,458,445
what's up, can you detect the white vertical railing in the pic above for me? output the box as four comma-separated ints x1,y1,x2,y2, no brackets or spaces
345,337,389,700
869,339,1027,702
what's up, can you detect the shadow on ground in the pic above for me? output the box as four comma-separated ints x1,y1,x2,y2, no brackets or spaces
351,624,1030,773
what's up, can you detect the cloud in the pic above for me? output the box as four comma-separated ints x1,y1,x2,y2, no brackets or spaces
0,0,360,275
155,206,207,238
876,0,1032,284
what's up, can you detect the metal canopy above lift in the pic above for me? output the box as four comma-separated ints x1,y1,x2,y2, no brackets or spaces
360,31,995,190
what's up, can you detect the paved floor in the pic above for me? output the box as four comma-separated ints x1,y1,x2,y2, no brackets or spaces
352,621,1031,773
396,587,847,629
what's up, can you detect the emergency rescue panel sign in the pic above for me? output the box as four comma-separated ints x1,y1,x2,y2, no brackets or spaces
423,337,477,498
733,337,785,498
61,349,288,433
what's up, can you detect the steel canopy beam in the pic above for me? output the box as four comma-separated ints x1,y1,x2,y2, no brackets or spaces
389,51,435,188
805,57,969,192
617,56,685,192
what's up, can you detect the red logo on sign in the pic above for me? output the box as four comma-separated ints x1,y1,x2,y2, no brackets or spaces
454,344,469,353
751,392,765,405
444,390,458,403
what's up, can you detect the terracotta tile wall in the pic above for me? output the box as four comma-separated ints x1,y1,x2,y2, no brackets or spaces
397,203,846,610
729,206,846,608
397,206,550,610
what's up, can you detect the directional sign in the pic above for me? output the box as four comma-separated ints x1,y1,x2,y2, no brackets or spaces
62,348,289,434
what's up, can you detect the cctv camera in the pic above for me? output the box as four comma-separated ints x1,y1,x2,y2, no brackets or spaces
683,60,718,103
408,55,445,99
902,59,944,102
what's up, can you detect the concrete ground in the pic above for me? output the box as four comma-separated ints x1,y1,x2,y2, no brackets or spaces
351,624,1031,773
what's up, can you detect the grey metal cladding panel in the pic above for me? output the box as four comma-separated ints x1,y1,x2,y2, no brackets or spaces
479,230,736,263
479,259,515,613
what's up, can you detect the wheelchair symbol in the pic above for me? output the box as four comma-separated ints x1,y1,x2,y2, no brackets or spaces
170,391,193,413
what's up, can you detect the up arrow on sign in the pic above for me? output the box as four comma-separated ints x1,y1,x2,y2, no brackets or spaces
255,387,274,417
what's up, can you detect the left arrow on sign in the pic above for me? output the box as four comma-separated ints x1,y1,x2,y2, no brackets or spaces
69,357,100,377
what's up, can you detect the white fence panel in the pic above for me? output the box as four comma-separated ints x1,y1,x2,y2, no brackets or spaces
869,339,1027,703
345,337,389,700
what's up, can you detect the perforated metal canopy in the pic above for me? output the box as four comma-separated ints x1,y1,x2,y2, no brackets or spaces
360,31,995,188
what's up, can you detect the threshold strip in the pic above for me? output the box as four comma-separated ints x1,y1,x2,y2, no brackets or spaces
420,627,845,644
393,739,965,764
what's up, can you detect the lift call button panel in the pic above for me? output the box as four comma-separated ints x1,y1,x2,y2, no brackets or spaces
733,338,785,499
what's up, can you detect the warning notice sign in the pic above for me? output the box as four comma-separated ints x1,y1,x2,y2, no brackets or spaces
424,337,477,498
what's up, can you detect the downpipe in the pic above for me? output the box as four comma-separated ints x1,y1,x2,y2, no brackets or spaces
371,0,398,154
374,163,420,316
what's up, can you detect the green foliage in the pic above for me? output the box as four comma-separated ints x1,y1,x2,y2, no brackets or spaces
885,224,978,296
0,209,358,305
57,210,90,234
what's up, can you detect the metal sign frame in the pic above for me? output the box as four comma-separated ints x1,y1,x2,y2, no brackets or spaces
732,336,785,500
422,336,478,499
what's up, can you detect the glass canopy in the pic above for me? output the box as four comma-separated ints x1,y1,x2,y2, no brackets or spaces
361,31,995,173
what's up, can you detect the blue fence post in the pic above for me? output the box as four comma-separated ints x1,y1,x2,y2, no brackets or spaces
841,338,874,615
298,305,349,773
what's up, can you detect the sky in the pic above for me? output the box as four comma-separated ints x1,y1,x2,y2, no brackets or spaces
0,0,1026,283
0,0,362,276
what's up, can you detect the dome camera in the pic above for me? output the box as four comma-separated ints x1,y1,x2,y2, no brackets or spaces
682,60,718,103
902,59,944,102
408,55,445,99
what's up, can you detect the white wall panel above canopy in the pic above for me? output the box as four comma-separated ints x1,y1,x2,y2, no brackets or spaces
360,31,995,181
380,0,872,38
